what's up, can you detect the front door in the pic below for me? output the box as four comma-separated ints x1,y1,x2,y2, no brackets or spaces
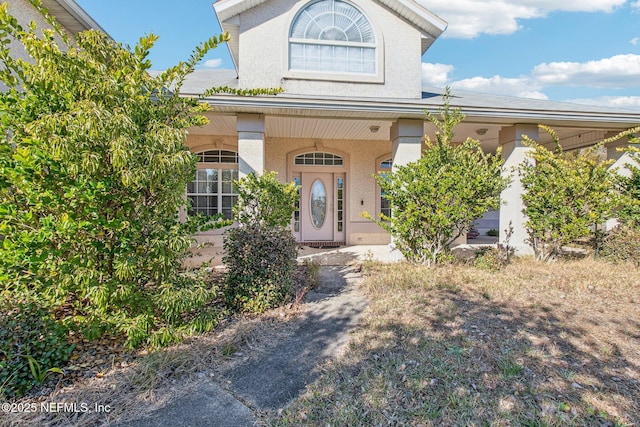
301,172,334,241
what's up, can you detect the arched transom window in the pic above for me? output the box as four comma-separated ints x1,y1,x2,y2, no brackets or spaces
289,0,376,74
294,152,344,166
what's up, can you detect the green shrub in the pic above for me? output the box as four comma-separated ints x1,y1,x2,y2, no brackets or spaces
223,226,298,313
233,171,299,228
0,4,278,349
612,145,640,228
601,225,640,267
486,229,499,237
520,126,637,262
365,88,508,266
0,299,73,397
473,247,508,271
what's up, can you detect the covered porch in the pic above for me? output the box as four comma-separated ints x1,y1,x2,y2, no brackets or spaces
184,86,640,256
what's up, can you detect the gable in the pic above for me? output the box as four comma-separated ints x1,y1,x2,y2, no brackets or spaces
214,0,447,99
214,0,447,67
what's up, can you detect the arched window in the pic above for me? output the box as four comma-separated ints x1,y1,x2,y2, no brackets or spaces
186,150,238,219
289,0,376,75
294,152,344,166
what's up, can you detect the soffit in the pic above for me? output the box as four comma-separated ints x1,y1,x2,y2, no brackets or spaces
188,113,619,157
201,93,640,130
41,0,107,36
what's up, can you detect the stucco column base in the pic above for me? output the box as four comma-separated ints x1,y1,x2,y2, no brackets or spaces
499,125,538,256
237,114,265,178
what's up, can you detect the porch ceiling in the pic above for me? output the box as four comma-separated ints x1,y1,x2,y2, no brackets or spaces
189,114,615,154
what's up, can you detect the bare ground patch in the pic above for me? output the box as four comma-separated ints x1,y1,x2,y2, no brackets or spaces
266,259,640,426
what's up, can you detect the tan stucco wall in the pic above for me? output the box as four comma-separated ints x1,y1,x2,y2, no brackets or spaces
5,0,74,59
2,0,74,92
266,137,392,244
236,0,423,99
185,128,394,244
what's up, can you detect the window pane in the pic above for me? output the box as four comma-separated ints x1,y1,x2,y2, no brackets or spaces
187,167,237,218
289,0,375,75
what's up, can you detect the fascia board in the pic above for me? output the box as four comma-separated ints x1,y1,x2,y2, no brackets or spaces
200,95,640,127
53,0,109,35
376,0,447,38
214,0,447,39
214,0,269,23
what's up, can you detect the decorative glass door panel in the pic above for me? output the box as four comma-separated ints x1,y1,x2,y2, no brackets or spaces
310,179,327,228
301,172,334,241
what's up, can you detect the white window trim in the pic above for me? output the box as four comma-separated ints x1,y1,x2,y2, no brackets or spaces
376,154,392,219
283,0,384,84
187,151,239,220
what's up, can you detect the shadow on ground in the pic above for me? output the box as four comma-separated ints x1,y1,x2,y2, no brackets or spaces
117,265,367,427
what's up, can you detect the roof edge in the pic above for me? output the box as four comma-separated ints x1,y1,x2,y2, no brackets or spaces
214,0,448,40
55,0,108,34
376,0,447,39
195,93,640,127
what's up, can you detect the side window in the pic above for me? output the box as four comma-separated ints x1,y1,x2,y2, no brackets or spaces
186,150,238,220
378,156,392,218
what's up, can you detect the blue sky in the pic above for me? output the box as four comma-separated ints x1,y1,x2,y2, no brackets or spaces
76,0,640,110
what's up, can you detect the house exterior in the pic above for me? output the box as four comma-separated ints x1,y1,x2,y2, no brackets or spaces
179,0,640,254
15,0,640,254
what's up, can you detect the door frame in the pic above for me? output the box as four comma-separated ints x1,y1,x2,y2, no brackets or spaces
287,147,349,243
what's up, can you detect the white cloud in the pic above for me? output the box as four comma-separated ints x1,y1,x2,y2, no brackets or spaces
424,53,640,109
417,0,626,39
532,54,640,88
632,1,640,11
449,75,549,99
203,58,223,68
631,37,640,46
421,63,454,87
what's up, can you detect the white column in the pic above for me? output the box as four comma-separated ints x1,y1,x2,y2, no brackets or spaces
386,120,423,259
499,124,538,255
390,119,423,169
237,114,265,178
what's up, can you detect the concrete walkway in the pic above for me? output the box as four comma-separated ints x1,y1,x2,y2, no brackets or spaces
119,255,368,427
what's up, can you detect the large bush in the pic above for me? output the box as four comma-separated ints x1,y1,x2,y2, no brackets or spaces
224,172,299,313
520,127,636,261
223,226,299,313
612,144,640,228
0,2,277,349
365,89,508,265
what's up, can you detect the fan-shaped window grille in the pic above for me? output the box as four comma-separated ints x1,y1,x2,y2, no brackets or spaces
194,150,238,164
294,152,344,166
289,0,376,74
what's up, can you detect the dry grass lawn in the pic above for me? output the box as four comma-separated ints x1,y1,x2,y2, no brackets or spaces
267,259,639,427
